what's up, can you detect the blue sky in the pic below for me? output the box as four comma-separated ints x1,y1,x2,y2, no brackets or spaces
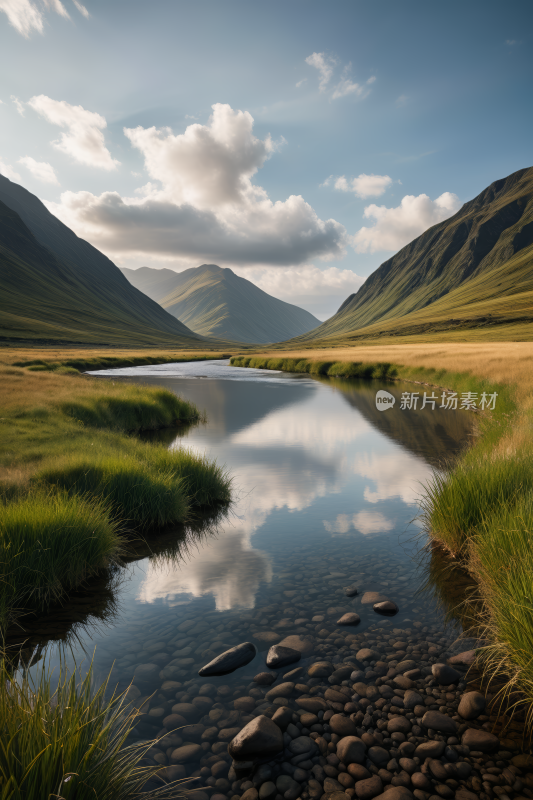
1,0,532,318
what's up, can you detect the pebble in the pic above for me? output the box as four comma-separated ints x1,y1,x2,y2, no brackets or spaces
199,642,257,676
431,662,461,685
461,727,500,752
458,689,486,719
344,584,359,597
336,612,361,626
265,645,301,669
228,716,283,760
373,600,399,616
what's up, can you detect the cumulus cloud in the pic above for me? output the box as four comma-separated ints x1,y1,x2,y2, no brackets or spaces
47,103,347,267
18,155,59,184
334,173,392,198
352,192,461,253
323,510,394,535
234,265,364,303
28,95,119,170
305,52,336,91
0,157,22,182
0,0,71,36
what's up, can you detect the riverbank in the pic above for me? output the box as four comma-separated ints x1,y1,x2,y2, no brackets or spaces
0,364,231,631
230,345,533,721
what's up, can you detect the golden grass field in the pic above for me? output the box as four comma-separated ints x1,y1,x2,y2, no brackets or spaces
0,345,229,366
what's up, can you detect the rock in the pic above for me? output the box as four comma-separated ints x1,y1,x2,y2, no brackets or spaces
387,717,411,735
199,642,257,676
449,650,476,666
361,592,388,605
265,681,294,701
254,632,281,643
325,687,348,703
241,790,259,800
403,690,423,710
276,775,300,800
284,667,303,681
278,635,314,655
337,613,361,626
367,746,390,767
170,744,203,763
308,661,333,678
289,735,317,756
373,788,413,800
458,691,486,720
414,740,446,759
259,782,276,800
330,666,353,682
336,736,367,765
254,672,277,685
300,712,318,727
512,754,533,769
461,728,500,752
172,702,199,719
355,775,383,800
234,696,257,712
296,696,328,713
228,715,283,760
431,663,461,685
265,645,301,669
447,637,487,656
329,714,359,737
163,712,187,729
373,601,399,616
396,660,417,672
133,663,160,683
344,584,359,597
271,706,293,730
421,710,457,735
411,772,433,792
356,648,380,662
393,676,413,690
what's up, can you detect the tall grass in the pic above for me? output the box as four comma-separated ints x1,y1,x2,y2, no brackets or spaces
15,353,232,373
143,447,232,507
0,659,182,799
229,355,398,379
0,491,121,630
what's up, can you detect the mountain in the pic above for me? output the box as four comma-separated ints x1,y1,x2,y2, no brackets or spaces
290,167,533,343
122,264,321,343
0,175,207,346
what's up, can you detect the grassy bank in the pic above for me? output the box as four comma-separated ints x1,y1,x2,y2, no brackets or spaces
232,346,533,718
0,659,179,799
0,366,231,631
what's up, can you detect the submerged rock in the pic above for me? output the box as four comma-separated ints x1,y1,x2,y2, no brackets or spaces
432,663,461,685
228,715,283,760
373,600,399,616
336,612,361,626
344,584,359,597
198,642,256,676
266,644,301,668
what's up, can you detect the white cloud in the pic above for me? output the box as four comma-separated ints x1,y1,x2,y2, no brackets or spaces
305,52,336,91
11,95,25,116
352,191,461,253
323,510,394,535
295,78,307,88
234,265,364,303
0,0,71,36
0,157,22,182
18,155,59,184
332,69,375,101
72,0,88,17
28,95,119,170
334,173,392,198
47,103,347,267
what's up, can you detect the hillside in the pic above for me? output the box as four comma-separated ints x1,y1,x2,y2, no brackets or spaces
0,176,208,346
291,167,533,343
122,264,321,343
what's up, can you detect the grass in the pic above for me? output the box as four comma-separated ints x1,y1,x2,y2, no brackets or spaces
232,343,533,722
230,354,398,379
0,365,231,631
0,658,182,799
13,352,234,372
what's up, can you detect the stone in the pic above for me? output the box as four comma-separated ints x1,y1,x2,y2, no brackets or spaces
344,584,359,597
276,775,300,800
421,710,457,735
329,713,358,737
512,754,533,769
396,660,417,672
337,613,361,626
254,672,277,685
278,635,314,655
330,666,353,683
355,775,383,800
403,690,423,710
411,773,432,792
266,682,294,701
373,601,399,616
289,735,317,756
373,788,413,800
271,706,293,730
348,764,371,781
431,663,461,685
461,728,500,752
356,648,380,662
284,667,303,681
234,696,257,712
163,712,187,729
336,736,367,765
133,663,160,683
308,661,333,678
199,642,257,676
448,650,476,666
325,687,348,703
393,676,413,690
414,740,445,759
361,592,388,605
266,645,301,669
259,781,277,800
241,790,258,800
170,744,203,763
228,715,283,760
458,691,486,720
172,702,199,719
254,632,281,643
367,746,390,767
296,696,328,713
387,717,411,735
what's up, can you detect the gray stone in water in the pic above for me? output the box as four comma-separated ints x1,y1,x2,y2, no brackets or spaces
373,601,399,616
336,612,361,626
228,715,283,760
432,663,461,685
266,645,301,669
254,672,277,685
198,642,256,676
344,584,359,597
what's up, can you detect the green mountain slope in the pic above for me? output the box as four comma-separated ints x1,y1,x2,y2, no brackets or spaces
122,264,321,343
0,175,204,345
293,166,533,342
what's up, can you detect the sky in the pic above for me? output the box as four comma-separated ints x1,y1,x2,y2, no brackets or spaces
1,0,532,319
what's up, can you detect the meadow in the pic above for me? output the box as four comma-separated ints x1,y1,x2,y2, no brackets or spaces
231,341,533,719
